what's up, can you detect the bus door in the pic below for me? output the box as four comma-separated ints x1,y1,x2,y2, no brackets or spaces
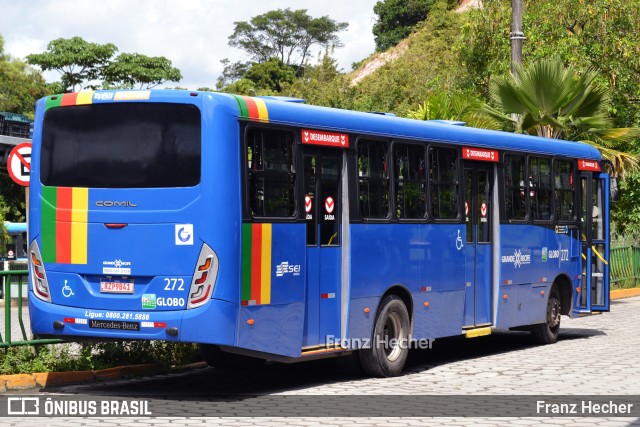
302,148,343,346
577,173,610,313
463,164,493,327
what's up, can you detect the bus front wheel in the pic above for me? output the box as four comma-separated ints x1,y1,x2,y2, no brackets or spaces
359,295,410,377
531,285,561,344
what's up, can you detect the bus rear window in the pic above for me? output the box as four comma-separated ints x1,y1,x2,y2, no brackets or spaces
41,103,201,188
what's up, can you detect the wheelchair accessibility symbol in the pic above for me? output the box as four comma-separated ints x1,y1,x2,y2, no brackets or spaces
62,280,74,298
455,230,464,251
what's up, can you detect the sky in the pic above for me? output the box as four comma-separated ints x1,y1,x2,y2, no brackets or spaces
0,0,378,90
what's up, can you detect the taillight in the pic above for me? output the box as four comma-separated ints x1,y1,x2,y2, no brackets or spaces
187,243,218,309
30,241,51,302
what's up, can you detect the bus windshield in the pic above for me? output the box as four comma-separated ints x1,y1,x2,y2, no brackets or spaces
40,103,201,188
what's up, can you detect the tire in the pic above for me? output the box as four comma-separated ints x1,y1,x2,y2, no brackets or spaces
359,295,411,377
531,285,561,344
200,344,266,370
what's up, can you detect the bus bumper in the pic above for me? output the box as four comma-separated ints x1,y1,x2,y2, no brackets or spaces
28,294,237,345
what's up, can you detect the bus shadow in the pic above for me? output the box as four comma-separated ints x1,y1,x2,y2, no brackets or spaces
404,328,606,373
42,327,607,400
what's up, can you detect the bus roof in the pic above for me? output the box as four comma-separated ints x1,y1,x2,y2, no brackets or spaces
37,90,603,161
252,94,602,160
4,222,26,234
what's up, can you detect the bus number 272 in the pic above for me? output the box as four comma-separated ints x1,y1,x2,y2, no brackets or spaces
164,278,185,291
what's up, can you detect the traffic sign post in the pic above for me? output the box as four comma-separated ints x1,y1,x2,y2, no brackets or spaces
6,142,31,254
7,142,31,187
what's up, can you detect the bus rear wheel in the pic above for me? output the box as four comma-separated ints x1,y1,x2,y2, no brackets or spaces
359,295,410,377
531,286,561,344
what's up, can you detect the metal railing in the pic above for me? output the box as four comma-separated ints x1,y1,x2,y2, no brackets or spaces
0,269,64,348
610,245,640,287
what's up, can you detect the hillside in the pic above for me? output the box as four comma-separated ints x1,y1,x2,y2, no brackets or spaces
349,0,481,87
344,0,473,114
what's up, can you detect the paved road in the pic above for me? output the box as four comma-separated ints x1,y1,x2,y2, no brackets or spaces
4,297,640,426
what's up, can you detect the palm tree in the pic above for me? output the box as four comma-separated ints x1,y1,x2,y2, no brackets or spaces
482,57,640,176
406,91,501,130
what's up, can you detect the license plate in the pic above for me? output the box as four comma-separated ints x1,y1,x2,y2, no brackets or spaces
100,279,134,294
89,320,140,331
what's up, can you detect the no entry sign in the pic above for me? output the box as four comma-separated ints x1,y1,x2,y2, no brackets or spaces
7,142,32,186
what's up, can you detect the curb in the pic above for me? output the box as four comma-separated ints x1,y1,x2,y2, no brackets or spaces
610,288,640,300
0,361,208,392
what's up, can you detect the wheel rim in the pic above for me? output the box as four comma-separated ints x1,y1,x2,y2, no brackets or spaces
548,296,561,330
382,311,404,362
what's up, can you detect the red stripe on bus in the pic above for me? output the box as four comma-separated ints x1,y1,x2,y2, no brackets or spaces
243,96,259,121
61,93,79,106
251,223,262,304
56,187,73,263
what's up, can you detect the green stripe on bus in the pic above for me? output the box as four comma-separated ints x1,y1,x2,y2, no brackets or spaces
232,94,249,119
45,95,62,111
241,223,253,301
41,186,57,263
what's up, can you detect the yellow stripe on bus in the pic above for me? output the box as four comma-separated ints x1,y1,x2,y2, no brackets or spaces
70,187,89,264
254,98,269,122
260,223,272,304
76,91,94,105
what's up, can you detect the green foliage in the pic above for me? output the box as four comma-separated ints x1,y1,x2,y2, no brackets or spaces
612,171,640,239
26,36,183,92
0,35,48,116
288,49,355,108
218,57,297,95
103,53,182,89
228,8,348,76
458,0,640,130
90,341,200,368
481,57,640,175
372,0,437,51
349,0,466,114
26,37,117,92
0,341,201,375
406,90,501,129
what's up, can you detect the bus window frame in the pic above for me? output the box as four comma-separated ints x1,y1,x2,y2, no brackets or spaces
390,139,428,224
241,122,299,223
552,157,578,225
528,155,554,225
355,137,392,223
428,143,463,224
501,151,530,224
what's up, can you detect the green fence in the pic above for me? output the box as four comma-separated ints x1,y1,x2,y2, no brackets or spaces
0,269,64,348
610,245,640,287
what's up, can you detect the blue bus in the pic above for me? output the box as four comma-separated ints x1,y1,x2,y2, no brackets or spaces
28,90,611,376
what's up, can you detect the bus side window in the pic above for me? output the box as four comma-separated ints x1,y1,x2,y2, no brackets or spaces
529,157,551,221
246,128,296,218
393,143,426,219
554,159,575,221
358,140,389,219
504,154,527,220
429,146,458,220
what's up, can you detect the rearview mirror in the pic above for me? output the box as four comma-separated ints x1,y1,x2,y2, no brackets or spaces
610,176,620,203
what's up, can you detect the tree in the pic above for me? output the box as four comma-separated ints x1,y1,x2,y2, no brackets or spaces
26,37,117,92
103,53,182,89
372,0,438,51
406,91,501,130
26,37,183,92
228,9,348,75
482,58,640,176
458,0,640,130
